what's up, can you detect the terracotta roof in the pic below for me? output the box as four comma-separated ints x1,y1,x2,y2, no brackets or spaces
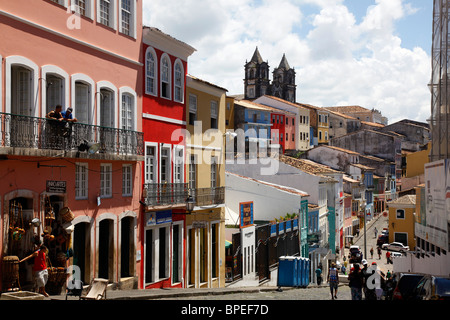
259,95,309,111
279,155,341,179
325,108,358,120
187,74,228,92
325,105,371,113
361,121,385,128
388,195,416,206
317,145,360,156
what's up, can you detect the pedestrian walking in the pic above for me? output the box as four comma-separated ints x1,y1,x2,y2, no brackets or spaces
370,247,374,259
19,244,50,297
377,246,382,259
327,262,339,300
374,227,378,239
315,266,323,285
386,251,391,264
348,264,364,300
361,260,376,300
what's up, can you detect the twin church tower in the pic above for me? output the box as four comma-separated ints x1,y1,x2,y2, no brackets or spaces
244,47,297,103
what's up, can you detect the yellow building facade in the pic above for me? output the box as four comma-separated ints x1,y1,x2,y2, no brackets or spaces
185,75,227,288
387,195,416,250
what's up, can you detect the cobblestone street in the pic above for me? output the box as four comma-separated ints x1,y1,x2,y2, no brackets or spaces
158,285,351,300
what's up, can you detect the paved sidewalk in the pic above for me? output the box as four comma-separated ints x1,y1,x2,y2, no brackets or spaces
48,285,299,300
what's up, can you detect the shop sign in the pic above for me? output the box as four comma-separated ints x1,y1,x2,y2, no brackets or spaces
278,221,285,235
292,218,298,230
46,180,66,193
239,202,253,228
192,221,208,229
270,224,277,237
285,220,292,232
145,210,172,227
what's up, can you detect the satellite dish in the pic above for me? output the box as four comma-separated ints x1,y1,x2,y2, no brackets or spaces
78,140,100,154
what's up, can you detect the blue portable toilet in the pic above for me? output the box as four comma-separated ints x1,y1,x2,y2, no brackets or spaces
296,257,303,287
304,258,310,287
277,256,298,288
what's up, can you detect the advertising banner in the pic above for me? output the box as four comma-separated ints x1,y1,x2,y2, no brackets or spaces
425,160,448,249
239,202,254,228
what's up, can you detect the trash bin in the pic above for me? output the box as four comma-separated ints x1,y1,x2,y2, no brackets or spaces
277,256,298,288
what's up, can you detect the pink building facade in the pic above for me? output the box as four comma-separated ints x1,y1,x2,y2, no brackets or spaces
0,0,144,292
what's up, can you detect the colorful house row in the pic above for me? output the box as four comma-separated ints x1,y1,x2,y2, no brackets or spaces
0,0,227,293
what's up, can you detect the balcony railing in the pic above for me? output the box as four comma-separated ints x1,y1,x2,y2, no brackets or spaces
144,183,189,207
143,184,225,208
0,112,144,156
192,187,225,207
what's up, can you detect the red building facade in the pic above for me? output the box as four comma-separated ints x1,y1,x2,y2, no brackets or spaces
140,27,195,289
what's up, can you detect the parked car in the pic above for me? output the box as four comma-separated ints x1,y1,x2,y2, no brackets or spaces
391,273,425,300
349,245,363,263
382,242,409,252
412,275,450,300
377,234,389,246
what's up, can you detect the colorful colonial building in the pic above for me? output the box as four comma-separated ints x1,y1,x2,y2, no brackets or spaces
0,0,144,291
140,27,196,289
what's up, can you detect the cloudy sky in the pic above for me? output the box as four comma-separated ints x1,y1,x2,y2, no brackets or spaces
142,0,433,124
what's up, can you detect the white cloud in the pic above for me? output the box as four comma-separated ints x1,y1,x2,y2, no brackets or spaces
142,0,431,124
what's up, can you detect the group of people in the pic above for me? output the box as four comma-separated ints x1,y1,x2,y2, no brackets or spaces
347,259,392,300
46,105,78,123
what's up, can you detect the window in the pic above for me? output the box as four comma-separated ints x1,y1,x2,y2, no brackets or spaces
98,0,115,29
145,144,157,183
174,61,184,102
211,157,217,188
121,93,134,130
173,146,184,183
120,0,135,37
161,55,171,99
160,146,171,183
75,81,91,124
189,155,197,190
100,163,112,198
396,209,405,219
72,0,93,18
46,74,64,114
75,162,88,199
122,164,132,196
189,94,197,125
11,66,32,116
99,88,115,127
211,223,218,278
210,101,218,129
145,49,157,96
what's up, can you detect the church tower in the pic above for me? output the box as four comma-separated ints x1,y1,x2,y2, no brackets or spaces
271,54,296,103
244,47,271,100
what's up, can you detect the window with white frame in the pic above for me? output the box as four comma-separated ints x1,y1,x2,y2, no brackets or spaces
121,93,134,130
189,94,197,125
98,0,115,29
75,162,89,199
120,0,135,37
100,163,112,198
145,144,157,183
189,154,197,190
161,55,171,99
174,61,183,102
210,101,218,129
173,146,184,184
100,88,115,128
72,0,93,18
46,74,64,114
145,49,157,96
75,81,92,124
122,164,132,196
11,66,33,116
160,146,171,183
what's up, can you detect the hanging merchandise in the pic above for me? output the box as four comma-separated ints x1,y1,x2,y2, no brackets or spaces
9,202,25,241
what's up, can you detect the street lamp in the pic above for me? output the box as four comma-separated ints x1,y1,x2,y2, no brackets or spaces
186,195,195,214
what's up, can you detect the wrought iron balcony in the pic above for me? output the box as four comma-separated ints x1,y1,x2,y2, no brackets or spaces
142,184,225,209
143,183,189,208
0,112,144,157
191,187,225,207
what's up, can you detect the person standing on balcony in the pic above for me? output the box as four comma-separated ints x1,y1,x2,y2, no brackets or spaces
46,105,63,121
61,107,77,123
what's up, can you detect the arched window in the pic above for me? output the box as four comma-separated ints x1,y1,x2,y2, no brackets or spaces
160,54,171,99
174,60,184,103
145,48,157,96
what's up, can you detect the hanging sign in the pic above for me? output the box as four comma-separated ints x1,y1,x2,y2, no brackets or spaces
239,202,254,228
46,180,66,193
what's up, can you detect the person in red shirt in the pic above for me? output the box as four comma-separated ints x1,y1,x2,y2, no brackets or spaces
20,245,50,297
